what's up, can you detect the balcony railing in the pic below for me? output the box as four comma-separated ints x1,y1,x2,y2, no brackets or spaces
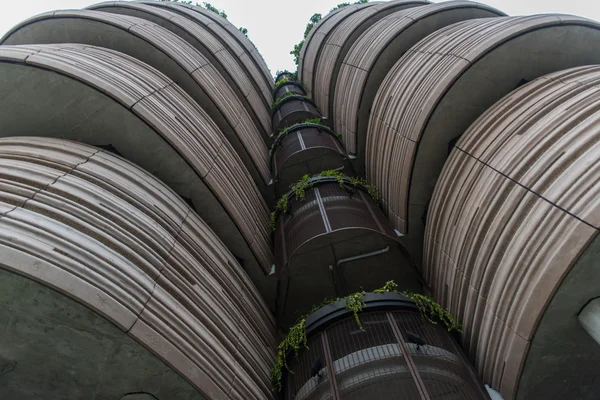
274,81,307,101
272,176,423,326
272,95,321,132
282,293,491,400
270,123,349,192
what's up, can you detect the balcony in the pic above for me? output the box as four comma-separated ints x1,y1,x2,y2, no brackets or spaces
276,71,296,82
274,81,307,102
272,175,422,326
282,293,491,400
272,95,321,132
270,123,350,194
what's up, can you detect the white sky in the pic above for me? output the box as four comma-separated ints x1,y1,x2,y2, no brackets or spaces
1,0,599,74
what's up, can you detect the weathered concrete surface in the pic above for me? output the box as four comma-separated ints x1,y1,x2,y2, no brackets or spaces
0,47,276,307
0,268,205,400
517,235,600,400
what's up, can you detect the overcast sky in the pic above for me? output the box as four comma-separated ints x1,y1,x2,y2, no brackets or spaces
1,0,599,74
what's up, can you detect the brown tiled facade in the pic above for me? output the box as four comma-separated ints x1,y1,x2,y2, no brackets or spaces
0,1,598,400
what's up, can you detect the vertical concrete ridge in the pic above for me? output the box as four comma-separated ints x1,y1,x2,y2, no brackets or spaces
424,66,600,399
0,44,274,278
366,14,600,268
0,137,276,399
0,8,272,191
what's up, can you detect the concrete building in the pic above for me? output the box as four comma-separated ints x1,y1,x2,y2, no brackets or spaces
0,1,597,400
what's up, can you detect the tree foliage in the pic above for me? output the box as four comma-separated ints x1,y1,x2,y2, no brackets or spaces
159,0,228,19
330,0,368,12
290,13,322,66
291,1,368,66
203,2,227,18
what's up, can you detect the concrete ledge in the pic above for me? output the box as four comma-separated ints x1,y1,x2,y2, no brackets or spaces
367,15,600,267
423,66,600,399
1,8,272,194
334,1,505,174
299,2,375,95
0,137,275,399
133,0,274,108
0,45,275,289
312,0,428,118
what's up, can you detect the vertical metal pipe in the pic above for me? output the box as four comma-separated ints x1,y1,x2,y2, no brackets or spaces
321,331,341,400
386,312,431,400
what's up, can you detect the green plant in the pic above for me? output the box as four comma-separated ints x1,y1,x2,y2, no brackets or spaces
203,2,227,18
330,2,350,11
318,169,346,186
290,13,322,65
291,174,313,201
350,176,379,202
344,290,367,330
269,171,380,232
270,291,360,392
269,173,313,232
374,280,462,332
161,0,196,5
303,117,322,125
290,40,304,65
269,194,289,231
273,77,290,91
330,0,368,12
161,1,230,18
373,279,399,293
406,292,462,333
271,317,308,392
271,279,460,392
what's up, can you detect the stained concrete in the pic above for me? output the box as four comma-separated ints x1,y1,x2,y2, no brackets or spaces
0,268,205,400
517,234,600,400
408,24,600,268
0,61,276,311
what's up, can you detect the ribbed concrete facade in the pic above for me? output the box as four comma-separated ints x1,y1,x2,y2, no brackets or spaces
0,2,276,399
424,66,600,398
0,137,274,398
334,1,505,171
299,3,600,400
1,1,599,400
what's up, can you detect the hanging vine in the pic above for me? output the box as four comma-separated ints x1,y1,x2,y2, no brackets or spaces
374,280,462,332
269,171,380,231
270,92,303,111
271,279,461,392
275,70,298,82
344,290,367,330
271,318,308,393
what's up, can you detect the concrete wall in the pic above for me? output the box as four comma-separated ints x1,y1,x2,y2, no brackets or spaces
0,137,275,399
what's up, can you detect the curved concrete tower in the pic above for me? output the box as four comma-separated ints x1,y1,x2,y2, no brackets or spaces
0,1,599,400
